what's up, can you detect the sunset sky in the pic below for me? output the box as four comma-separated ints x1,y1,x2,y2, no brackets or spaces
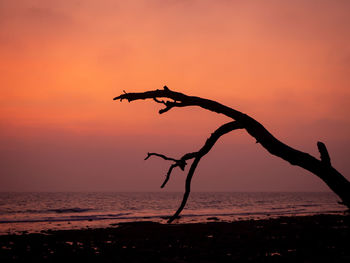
1,0,349,192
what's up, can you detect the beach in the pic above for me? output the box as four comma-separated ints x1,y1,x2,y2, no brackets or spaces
0,214,349,262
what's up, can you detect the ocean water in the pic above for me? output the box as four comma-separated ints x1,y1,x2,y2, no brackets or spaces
0,192,346,235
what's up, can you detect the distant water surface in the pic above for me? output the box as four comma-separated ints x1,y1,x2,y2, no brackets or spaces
0,192,346,234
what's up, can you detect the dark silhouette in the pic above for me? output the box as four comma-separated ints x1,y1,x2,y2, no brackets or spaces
114,86,350,223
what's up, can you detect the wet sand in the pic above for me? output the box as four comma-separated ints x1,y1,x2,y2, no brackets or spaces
0,214,349,262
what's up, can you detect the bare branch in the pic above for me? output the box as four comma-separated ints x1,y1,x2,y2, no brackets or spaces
317,141,331,166
114,86,350,220
145,122,242,204
153,97,166,105
113,87,331,173
158,101,175,114
113,88,244,119
144,152,188,188
161,163,178,188
145,152,178,162
167,121,243,223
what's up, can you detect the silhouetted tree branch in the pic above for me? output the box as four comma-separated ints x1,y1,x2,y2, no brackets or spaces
114,86,350,222
144,121,242,223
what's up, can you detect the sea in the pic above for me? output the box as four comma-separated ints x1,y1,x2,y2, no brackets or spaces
0,192,346,235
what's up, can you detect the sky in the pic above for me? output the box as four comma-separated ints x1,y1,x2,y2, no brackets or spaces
1,0,349,192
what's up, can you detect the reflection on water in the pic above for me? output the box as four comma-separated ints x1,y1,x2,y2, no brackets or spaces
0,192,346,234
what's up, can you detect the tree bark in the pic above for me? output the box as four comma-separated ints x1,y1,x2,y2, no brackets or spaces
114,86,350,222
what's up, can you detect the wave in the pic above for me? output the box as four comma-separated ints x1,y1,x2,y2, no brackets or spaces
0,207,95,215
0,209,344,224
48,208,94,213
0,212,131,224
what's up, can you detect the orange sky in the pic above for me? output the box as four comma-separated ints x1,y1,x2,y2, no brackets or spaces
1,0,349,192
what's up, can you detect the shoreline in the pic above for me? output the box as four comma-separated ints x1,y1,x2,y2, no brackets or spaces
1,213,349,262
0,209,346,236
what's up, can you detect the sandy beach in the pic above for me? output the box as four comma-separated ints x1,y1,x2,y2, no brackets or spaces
0,214,349,262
